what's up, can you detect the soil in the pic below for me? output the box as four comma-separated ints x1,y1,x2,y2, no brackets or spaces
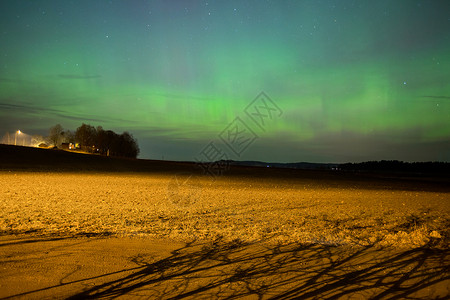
0,145,449,298
1,236,448,299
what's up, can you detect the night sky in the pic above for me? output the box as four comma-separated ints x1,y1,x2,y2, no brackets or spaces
1,1,449,162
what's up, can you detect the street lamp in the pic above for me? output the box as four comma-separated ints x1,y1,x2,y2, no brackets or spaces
15,130,21,146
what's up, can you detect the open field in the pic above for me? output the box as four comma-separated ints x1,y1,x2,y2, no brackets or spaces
1,171,449,248
0,145,449,298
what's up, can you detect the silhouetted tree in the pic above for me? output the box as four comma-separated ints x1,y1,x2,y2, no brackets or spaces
49,124,64,147
70,123,139,158
119,131,140,158
62,130,75,144
75,123,96,150
96,126,106,154
340,160,449,174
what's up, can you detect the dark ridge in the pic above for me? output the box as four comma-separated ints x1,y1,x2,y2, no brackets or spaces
0,144,449,192
340,160,449,175
224,160,338,170
0,144,194,174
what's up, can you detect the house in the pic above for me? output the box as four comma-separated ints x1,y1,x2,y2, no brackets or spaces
61,143,77,150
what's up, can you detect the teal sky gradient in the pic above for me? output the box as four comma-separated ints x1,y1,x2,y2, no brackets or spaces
1,0,449,162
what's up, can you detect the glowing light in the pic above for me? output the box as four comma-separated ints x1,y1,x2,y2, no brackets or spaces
14,130,21,146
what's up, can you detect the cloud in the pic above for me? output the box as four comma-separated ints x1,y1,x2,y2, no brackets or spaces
58,74,102,79
0,101,63,114
0,100,137,126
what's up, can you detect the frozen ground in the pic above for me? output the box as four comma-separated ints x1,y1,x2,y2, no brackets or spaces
0,170,449,298
1,171,448,248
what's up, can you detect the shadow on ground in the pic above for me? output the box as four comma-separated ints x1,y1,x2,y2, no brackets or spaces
5,237,446,299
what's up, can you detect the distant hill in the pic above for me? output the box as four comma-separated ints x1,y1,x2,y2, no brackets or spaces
1,144,448,185
0,144,194,173
222,160,449,176
1,144,335,176
340,160,449,175
224,160,339,170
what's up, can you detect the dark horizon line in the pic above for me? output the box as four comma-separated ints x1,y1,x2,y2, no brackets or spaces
138,157,450,166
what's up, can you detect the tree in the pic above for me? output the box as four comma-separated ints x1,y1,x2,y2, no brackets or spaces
96,126,106,154
75,123,96,149
31,135,46,147
104,130,119,156
49,124,64,147
56,123,140,158
119,131,140,158
62,130,75,144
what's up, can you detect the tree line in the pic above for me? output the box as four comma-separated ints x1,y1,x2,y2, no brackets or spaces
340,160,449,174
48,123,140,158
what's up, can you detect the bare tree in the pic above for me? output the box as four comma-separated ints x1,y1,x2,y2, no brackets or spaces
49,124,64,147
31,135,46,147
62,130,75,144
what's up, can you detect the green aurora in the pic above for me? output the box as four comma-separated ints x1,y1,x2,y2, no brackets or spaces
1,0,449,162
